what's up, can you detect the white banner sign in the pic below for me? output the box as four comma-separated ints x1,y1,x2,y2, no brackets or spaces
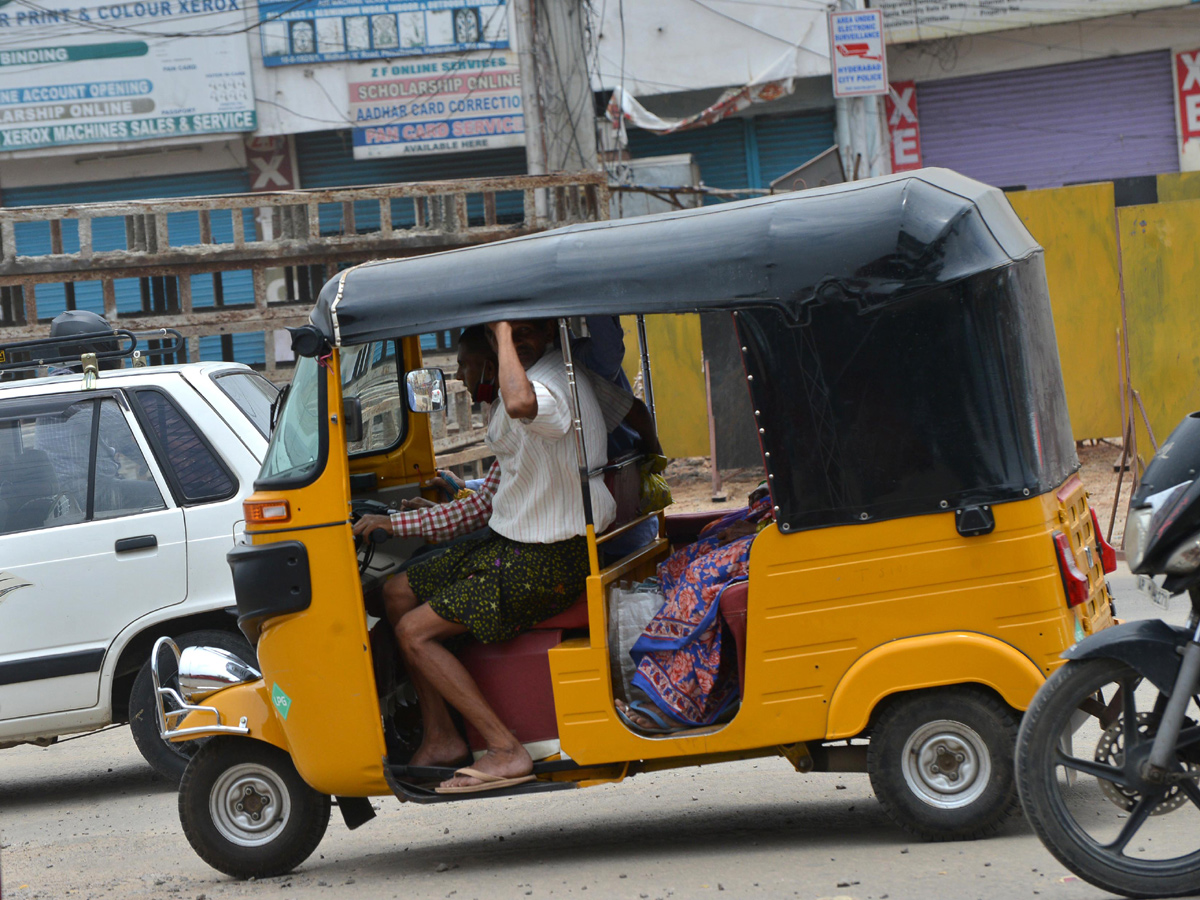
0,0,255,152
878,0,1189,44
830,10,888,98
349,50,524,158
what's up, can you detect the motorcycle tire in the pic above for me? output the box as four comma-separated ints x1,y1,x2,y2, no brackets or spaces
1017,657,1200,899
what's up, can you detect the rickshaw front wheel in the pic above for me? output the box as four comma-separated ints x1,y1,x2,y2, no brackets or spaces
867,686,1020,841
179,737,331,879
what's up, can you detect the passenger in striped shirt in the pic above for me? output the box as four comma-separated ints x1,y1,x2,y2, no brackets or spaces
376,320,643,793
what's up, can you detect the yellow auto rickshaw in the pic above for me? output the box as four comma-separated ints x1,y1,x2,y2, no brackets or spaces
154,168,1115,879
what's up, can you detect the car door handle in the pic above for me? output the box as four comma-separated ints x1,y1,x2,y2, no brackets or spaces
115,535,157,553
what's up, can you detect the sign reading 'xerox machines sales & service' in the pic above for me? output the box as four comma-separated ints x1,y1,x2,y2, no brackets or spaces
349,50,524,158
0,0,256,151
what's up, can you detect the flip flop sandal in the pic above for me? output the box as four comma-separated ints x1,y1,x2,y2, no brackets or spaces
615,700,681,736
434,766,537,794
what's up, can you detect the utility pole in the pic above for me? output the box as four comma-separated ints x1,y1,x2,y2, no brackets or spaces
834,0,890,179
513,0,599,175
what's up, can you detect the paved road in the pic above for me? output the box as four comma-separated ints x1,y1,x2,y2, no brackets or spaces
0,568,1184,900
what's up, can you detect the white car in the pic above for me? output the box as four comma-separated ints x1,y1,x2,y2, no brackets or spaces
0,360,276,781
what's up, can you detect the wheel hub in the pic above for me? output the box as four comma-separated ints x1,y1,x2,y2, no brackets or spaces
901,719,992,810
210,763,292,847
1094,712,1195,814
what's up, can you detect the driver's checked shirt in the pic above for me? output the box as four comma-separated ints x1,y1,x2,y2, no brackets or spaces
389,460,500,544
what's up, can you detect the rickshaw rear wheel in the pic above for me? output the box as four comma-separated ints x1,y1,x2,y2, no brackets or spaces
867,686,1019,841
179,737,331,879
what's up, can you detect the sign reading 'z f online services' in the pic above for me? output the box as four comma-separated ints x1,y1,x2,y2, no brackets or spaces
350,50,523,157
260,0,508,67
0,0,255,151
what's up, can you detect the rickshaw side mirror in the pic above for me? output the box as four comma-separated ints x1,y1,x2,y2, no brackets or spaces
406,368,446,413
344,395,364,444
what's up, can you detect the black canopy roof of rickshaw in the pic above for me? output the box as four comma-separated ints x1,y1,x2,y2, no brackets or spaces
310,167,1077,533
309,167,1040,346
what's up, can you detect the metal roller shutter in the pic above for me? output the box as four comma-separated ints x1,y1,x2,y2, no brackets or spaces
294,130,527,234
918,51,1179,190
625,109,835,196
4,170,263,365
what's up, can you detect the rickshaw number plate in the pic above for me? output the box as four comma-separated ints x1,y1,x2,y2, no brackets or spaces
1137,574,1172,609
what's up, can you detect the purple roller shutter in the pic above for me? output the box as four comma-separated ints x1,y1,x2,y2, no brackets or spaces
918,51,1179,190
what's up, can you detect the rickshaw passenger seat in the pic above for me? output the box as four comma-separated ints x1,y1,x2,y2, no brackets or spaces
532,595,589,630
718,582,748,696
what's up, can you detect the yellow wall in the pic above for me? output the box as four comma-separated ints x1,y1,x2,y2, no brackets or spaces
620,314,708,458
1116,200,1200,454
1157,172,1200,203
1007,183,1123,441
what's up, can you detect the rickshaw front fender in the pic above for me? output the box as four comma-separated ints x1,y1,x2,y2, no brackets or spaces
168,680,290,753
824,632,1045,740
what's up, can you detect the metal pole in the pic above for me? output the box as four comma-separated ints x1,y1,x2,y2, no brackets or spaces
636,314,656,426
558,318,594,529
704,356,726,502
514,0,548,222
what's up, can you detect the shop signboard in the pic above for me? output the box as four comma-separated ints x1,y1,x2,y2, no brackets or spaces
879,0,1189,44
259,0,509,67
886,80,922,172
829,10,888,98
349,50,523,158
0,1,255,152
1176,47,1200,169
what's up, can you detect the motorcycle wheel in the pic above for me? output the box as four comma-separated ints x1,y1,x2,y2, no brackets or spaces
1017,657,1200,899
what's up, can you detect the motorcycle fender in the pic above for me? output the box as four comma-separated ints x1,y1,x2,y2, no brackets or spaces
1063,618,1189,696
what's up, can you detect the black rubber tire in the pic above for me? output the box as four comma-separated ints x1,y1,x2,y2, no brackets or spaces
1016,657,1200,899
867,686,1020,841
179,737,331,879
129,628,256,784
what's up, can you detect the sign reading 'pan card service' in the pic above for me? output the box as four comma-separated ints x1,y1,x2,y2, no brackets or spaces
349,50,524,158
259,0,509,67
0,0,255,151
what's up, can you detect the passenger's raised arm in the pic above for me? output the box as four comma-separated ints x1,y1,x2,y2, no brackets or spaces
488,321,538,420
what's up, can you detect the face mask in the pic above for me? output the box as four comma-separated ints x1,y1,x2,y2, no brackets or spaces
472,378,497,404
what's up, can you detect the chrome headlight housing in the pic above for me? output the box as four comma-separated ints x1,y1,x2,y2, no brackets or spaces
177,646,260,704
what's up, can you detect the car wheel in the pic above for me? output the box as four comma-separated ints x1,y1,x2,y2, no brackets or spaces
129,628,257,783
867,685,1020,841
179,737,330,879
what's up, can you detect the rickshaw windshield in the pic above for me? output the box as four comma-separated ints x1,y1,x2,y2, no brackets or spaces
259,355,325,488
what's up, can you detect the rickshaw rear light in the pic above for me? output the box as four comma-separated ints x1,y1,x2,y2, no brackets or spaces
1053,531,1089,608
1088,508,1117,574
244,499,290,524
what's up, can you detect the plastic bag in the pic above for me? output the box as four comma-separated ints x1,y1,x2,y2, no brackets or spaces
639,454,673,515
606,581,665,702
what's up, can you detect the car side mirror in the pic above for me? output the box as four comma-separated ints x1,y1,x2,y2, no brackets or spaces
406,368,446,413
344,395,364,444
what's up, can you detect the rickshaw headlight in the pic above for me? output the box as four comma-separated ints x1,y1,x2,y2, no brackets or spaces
1165,531,1200,575
178,646,261,704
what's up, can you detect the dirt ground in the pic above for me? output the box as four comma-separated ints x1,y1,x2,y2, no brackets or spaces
666,440,1134,543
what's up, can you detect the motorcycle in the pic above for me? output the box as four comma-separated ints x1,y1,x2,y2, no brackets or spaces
1017,412,1200,899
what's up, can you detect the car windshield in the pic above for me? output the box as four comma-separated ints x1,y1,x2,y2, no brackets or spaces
259,356,321,484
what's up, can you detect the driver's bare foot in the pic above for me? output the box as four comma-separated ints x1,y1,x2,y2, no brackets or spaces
409,734,470,768
439,743,532,789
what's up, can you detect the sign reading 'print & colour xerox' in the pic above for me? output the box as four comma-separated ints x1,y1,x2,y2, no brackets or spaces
0,0,256,151
259,0,508,67
349,49,523,158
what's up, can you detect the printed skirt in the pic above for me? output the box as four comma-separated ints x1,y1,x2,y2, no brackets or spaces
407,530,588,644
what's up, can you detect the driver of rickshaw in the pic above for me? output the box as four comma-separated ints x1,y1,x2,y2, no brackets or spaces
359,320,621,793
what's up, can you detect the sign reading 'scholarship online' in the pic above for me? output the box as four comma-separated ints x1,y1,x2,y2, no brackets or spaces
348,50,524,158
0,0,255,151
